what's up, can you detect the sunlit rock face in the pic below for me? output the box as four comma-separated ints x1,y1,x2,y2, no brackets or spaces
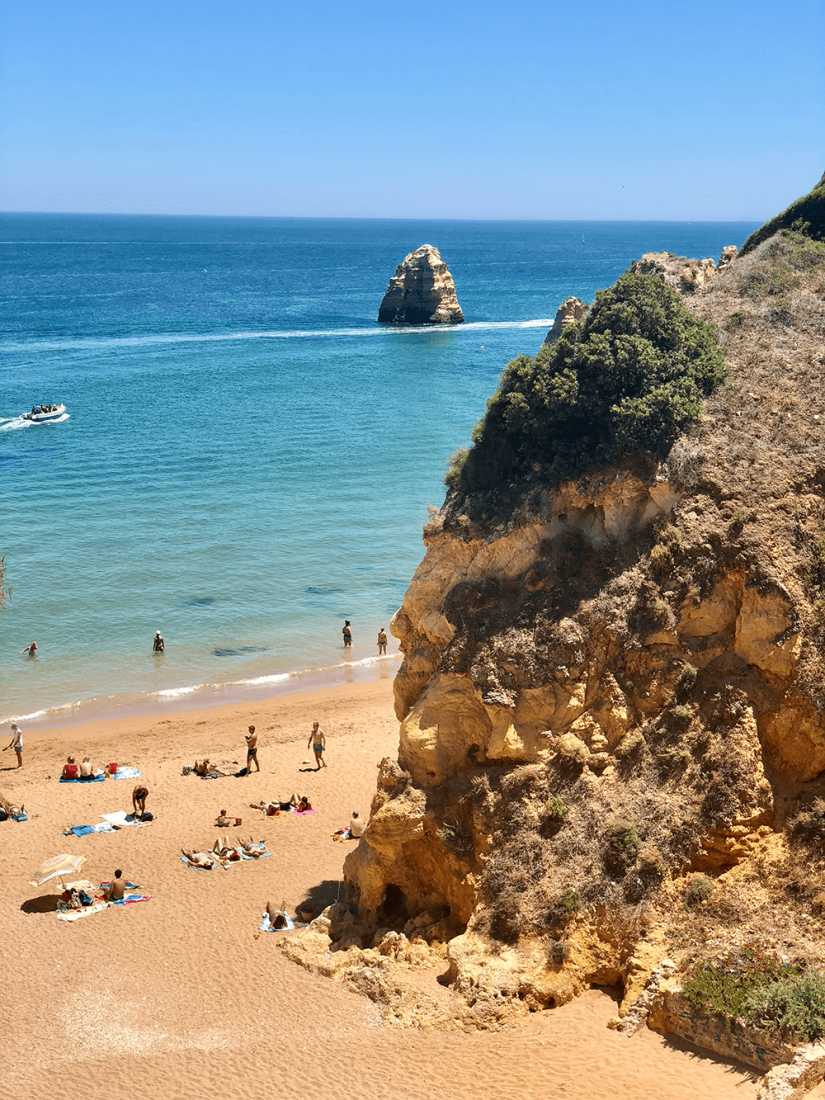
378,245,464,324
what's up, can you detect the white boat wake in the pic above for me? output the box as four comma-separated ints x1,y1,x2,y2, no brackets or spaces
0,412,69,432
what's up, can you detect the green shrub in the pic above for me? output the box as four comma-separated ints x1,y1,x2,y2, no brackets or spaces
741,174,825,254
542,796,569,824
455,272,726,496
602,821,641,876
678,662,698,692
683,950,825,1042
686,875,713,906
444,447,470,489
547,940,572,965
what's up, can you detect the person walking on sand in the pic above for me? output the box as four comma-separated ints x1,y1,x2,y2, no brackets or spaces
153,630,164,653
3,723,23,768
342,620,352,648
307,721,326,770
377,627,388,656
20,641,37,657
245,725,260,774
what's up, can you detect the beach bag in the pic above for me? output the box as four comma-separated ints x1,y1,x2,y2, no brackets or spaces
78,891,93,907
140,812,153,821
109,762,117,774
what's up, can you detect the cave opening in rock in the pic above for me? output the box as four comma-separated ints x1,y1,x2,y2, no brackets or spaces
380,883,407,922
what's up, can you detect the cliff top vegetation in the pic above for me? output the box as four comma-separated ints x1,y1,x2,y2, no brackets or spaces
448,271,725,514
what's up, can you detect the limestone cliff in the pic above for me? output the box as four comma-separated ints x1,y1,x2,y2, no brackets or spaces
285,180,825,1055
629,250,718,293
378,245,464,325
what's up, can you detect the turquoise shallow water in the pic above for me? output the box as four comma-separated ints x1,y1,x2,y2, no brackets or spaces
0,215,758,727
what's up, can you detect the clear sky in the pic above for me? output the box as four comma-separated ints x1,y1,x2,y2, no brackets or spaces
1,0,822,220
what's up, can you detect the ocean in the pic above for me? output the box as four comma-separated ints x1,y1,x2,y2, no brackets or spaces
0,214,759,728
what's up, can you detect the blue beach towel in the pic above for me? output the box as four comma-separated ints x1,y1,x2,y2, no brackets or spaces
113,767,141,780
71,825,96,837
260,911,294,932
60,775,105,783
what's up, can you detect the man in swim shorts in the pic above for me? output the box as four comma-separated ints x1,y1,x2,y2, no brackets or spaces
342,620,352,647
105,869,127,901
245,725,260,774
307,721,326,770
132,785,149,815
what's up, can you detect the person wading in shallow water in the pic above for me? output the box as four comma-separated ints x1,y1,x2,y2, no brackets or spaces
342,620,352,647
20,641,37,657
153,631,164,652
245,725,260,774
377,627,387,656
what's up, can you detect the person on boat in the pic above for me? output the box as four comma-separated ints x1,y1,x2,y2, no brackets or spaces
153,630,164,652
20,642,37,657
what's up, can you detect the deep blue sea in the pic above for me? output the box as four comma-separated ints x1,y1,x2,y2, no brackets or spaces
0,214,759,728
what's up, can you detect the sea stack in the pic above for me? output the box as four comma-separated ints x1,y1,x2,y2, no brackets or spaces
378,245,464,325
543,295,588,346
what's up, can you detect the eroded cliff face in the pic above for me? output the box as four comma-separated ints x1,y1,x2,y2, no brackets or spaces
284,203,825,1044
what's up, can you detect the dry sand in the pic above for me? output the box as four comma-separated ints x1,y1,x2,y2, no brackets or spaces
1,674,762,1099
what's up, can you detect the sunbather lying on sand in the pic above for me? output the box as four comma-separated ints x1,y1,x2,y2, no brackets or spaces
266,900,289,929
238,836,266,857
213,835,241,860
0,793,25,818
249,794,299,815
181,849,216,869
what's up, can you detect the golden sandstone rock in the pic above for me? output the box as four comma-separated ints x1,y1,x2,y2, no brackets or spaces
378,244,464,325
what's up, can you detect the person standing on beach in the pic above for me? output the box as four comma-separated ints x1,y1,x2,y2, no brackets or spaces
153,630,164,652
377,627,388,656
245,725,260,774
132,785,149,816
342,620,352,647
307,721,326,770
20,641,37,657
3,723,23,768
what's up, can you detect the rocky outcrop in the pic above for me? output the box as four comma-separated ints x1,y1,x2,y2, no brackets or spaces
718,244,738,270
543,296,587,346
630,250,718,293
378,245,464,325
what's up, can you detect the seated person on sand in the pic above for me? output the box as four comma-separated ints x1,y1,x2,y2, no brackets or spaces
79,756,94,779
181,848,216,869
215,808,234,827
266,900,289,929
132,785,149,816
349,811,364,838
61,756,79,780
193,758,211,777
105,869,127,901
60,887,84,910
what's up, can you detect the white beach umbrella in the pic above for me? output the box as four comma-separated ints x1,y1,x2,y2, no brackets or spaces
29,853,87,888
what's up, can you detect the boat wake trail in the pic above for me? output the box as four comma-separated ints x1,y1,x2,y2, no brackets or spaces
0,413,69,431
2,319,555,354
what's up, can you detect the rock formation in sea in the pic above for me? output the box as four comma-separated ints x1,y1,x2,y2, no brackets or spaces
378,245,464,325
284,175,825,1086
542,296,588,346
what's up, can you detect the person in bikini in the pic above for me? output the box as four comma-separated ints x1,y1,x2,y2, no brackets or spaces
245,725,260,774
182,849,215,869
132,785,148,815
307,722,326,770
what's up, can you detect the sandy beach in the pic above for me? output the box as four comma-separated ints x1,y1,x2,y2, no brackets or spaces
1,675,764,1100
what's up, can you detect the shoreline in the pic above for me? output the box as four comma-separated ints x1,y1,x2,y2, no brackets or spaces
7,651,403,733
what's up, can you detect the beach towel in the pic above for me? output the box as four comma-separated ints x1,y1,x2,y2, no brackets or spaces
60,775,105,783
110,893,151,905
70,825,96,837
98,810,147,827
57,900,108,922
112,767,141,780
293,808,316,815
259,911,294,932
332,829,357,842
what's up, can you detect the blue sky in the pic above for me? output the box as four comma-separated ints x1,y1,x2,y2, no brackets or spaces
1,0,822,219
